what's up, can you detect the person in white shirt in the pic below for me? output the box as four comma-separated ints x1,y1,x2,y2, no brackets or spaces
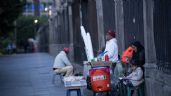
53,48,73,77
104,30,118,62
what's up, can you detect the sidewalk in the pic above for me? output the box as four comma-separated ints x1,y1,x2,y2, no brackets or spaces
0,53,92,96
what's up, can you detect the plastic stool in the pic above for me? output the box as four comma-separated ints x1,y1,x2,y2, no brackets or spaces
93,92,111,96
66,88,81,96
127,85,143,96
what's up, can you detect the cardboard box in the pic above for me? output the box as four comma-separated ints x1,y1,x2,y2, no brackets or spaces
90,61,113,68
63,76,87,87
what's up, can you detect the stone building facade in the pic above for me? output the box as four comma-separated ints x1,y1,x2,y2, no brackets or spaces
46,0,171,95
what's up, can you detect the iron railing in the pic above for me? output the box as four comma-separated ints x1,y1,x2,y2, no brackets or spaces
153,0,171,74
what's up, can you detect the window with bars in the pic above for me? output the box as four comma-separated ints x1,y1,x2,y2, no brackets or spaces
153,0,171,74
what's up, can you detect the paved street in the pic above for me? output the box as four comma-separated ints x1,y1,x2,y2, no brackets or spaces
0,53,92,96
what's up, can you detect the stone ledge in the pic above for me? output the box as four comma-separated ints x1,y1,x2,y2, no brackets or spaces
144,63,171,96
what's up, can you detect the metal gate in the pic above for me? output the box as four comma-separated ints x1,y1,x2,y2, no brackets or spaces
153,0,171,74
123,0,144,47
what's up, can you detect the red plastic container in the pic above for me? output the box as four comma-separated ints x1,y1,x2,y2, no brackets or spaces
105,55,109,61
89,67,111,92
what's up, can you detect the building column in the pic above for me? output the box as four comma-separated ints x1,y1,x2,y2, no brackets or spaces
48,0,61,56
143,0,157,66
95,0,105,50
143,0,158,96
48,19,54,44
114,0,125,54
68,4,74,62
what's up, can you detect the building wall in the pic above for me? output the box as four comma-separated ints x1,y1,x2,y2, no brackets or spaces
112,0,171,95
72,0,85,63
23,0,53,16
153,0,171,73
95,0,105,49
70,0,99,63
102,0,116,34
143,0,171,96
48,0,71,58
37,24,49,52
46,1,171,95
114,0,125,54
81,0,99,55
123,0,144,47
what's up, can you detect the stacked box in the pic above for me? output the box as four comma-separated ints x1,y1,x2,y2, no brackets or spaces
63,76,87,87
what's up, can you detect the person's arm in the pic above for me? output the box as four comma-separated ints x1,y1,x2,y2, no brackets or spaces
129,68,143,81
98,47,105,55
104,41,115,58
62,53,72,66
53,55,59,68
125,72,133,79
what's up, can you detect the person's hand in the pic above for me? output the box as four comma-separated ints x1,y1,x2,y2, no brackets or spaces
119,77,123,80
97,47,105,55
120,76,130,80
126,56,131,63
122,77,127,80
97,50,102,55
119,76,126,80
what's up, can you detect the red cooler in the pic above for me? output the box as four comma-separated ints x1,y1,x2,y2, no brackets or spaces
89,66,111,92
